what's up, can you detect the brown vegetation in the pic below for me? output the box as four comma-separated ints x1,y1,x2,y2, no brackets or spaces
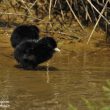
0,0,110,44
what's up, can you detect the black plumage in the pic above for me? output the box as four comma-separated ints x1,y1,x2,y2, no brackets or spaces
10,24,40,48
14,37,60,69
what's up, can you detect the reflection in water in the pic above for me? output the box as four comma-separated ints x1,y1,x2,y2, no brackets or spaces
46,62,50,83
15,65,59,71
0,47,110,110
0,72,11,109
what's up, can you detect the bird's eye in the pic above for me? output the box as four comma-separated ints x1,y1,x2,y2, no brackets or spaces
47,44,52,48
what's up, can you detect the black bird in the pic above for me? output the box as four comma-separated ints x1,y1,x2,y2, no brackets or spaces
14,37,60,69
10,24,40,48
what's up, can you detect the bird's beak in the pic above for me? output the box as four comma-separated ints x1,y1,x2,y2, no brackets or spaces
54,48,60,52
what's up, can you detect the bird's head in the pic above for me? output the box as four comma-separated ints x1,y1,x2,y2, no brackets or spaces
41,37,60,52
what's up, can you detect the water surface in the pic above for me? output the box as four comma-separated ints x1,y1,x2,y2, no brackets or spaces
0,37,110,110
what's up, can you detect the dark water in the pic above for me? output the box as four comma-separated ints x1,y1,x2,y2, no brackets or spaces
0,43,110,110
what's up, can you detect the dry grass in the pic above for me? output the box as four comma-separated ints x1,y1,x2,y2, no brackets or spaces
0,0,110,43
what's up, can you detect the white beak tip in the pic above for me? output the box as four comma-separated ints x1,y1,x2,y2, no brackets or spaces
54,48,60,52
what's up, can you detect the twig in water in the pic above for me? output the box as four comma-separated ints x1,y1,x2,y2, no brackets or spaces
46,62,50,83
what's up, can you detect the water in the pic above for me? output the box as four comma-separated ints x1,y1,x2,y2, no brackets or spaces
0,37,110,110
